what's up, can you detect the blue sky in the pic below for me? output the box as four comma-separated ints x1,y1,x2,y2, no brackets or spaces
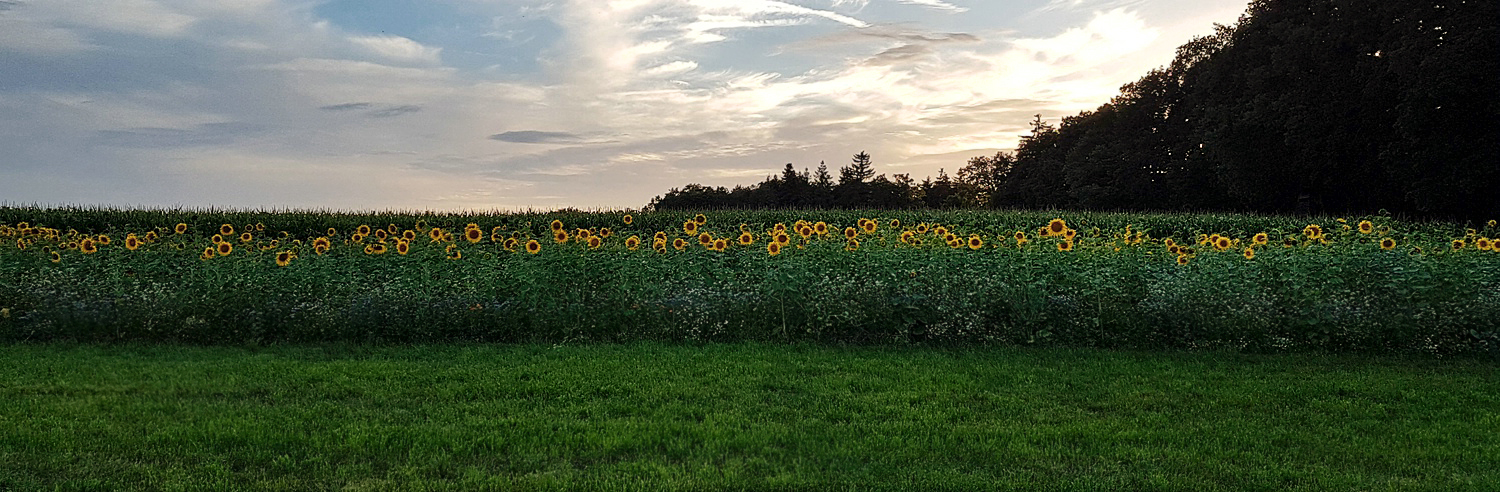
0,0,1249,211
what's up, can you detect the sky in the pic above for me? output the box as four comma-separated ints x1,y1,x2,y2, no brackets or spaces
0,0,1250,211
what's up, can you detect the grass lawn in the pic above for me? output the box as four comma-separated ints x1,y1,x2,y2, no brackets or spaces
0,343,1495,491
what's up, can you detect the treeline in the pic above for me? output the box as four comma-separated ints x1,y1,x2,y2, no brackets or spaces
649,0,1498,219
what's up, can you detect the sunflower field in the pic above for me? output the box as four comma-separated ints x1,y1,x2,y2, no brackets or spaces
1,206,1497,355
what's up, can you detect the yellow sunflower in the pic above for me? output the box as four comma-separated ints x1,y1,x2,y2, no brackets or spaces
738,232,754,245
797,226,813,239
845,238,859,251
1380,237,1396,250
327,227,338,236
356,225,371,236
51,250,63,263
79,238,97,254
144,231,157,242
526,239,542,254
429,227,445,242
767,241,782,256
175,223,188,234
623,214,633,225
216,241,232,256
916,223,929,234
654,231,667,242
464,228,483,243
843,227,858,240
673,238,687,250
861,220,877,234
967,235,983,250
240,232,253,243
713,239,728,251
698,232,713,246
1215,237,1232,250
551,219,564,231
900,230,915,244
554,230,569,244
1177,255,1190,265
889,218,900,228
626,236,641,250
1047,218,1066,236
694,214,707,225
1303,224,1323,239
1452,239,1466,251
1242,248,1255,260
1358,221,1373,234
814,222,828,236
396,240,411,255
220,224,234,236
124,235,141,251
933,226,948,237
1057,240,1073,252
683,221,698,235
1252,233,1268,245
775,232,790,244
588,236,602,249
600,227,612,238
276,251,294,266
503,238,518,252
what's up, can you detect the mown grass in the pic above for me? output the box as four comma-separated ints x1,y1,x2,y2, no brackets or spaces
1,343,1495,490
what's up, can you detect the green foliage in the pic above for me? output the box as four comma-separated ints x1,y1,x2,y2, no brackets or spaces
1,206,1497,356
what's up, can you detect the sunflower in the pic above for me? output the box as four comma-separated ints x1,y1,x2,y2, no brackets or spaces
1242,248,1255,260
600,227,612,238
967,235,983,250
767,241,782,256
1047,218,1066,236
503,238,518,252
238,232,252,243
683,221,698,235
198,247,213,260
363,244,374,255
375,229,388,241
900,231,915,244
933,226,948,237
698,232,713,246
313,237,331,250
947,238,961,249
889,218,900,229
314,243,329,255
95,234,110,245
1252,233,1268,245
1168,245,1181,255
1064,229,1077,241
15,239,24,250
216,242,232,256
1380,237,1396,250
916,223,929,234
773,223,786,232
797,226,812,239
626,236,641,250
575,228,590,239
396,240,411,255
587,236,602,249
738,232,754,245
446,249,462,260
1452,239,1466,251
125,235,141,251
1303,224,1323,239
775,232,790,244
623,214,633,225
843,227,858,240
673,238,688,250
464,227,482,243
1283,237,1298,247
713,239,728,251
79,238,97,254
740,223,751,233
845,238,859,251
351,233,365,243
1176,255,1190,265
51,251,63,263
550,220,564,232
276,251,294,266
549,230,566,244
1014,231,1027,242
220,224,234,236
1477,238,1492,251
944,233,957,243
1354,220,1373,234
427,227,444,242
814,222,828,236
526,239,542,254
1215,237,1232,250
143,231,158,242
861,220,877,234
694,214,707,225
654,231,667,242
174,223,188,234
491,230,504,242
1057,240,1073,252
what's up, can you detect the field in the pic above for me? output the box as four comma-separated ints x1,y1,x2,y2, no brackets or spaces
2,343,1497,490
2,206,1497,354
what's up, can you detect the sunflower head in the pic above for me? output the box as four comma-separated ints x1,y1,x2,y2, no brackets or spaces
693,214,707,225
698,232,713,245
1357,221,1373,234
623,214,633,225
587,236,602,249
1064,229,1077,240
654,231,667,242
314,243,329,255
673,238,687,250
845,238,859,251
51,251,63,263
796,226,812,239
551,220,564,232
464,228,482,243
900,231,915,244
967,235,983,250
239,232,252,243
1057,240,1073,252
526,239,541,254
713,239,728,251
1176,255,1190,265
889,218,900,228
220,224,234,236
1380,237,1396,250
216,242,232,256
916,224,929,234
200,247,214,260
503,238,518,251
814,222,828,235
683,221,698,235
1452,239,1466,251
1477,238,1492,251
396,241,410,255
1242,248,1255,260
775,232,790,244
843,227,858,240
1215,237,1231,250
600,227,612,238
175,223,188,234
861,220,877,234
1252,233,1268,245
276,251,293,266
79,238,97,254
375,229,388,240
767,241,782,256
1047,218,1066,235
934,226,948,237
446,249,462,260
738,232,754,245
626,236,640,250
1303,224,1323,238
429,228,445,242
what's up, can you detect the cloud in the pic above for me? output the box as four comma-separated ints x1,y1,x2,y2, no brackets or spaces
488,131,618,145
369,105,422,118
319,102,372,111
895,0,967,13
349,34,443,64
96,122,261,148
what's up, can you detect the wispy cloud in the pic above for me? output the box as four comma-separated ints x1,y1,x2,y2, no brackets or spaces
349,34,443,64
489,131,619,145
